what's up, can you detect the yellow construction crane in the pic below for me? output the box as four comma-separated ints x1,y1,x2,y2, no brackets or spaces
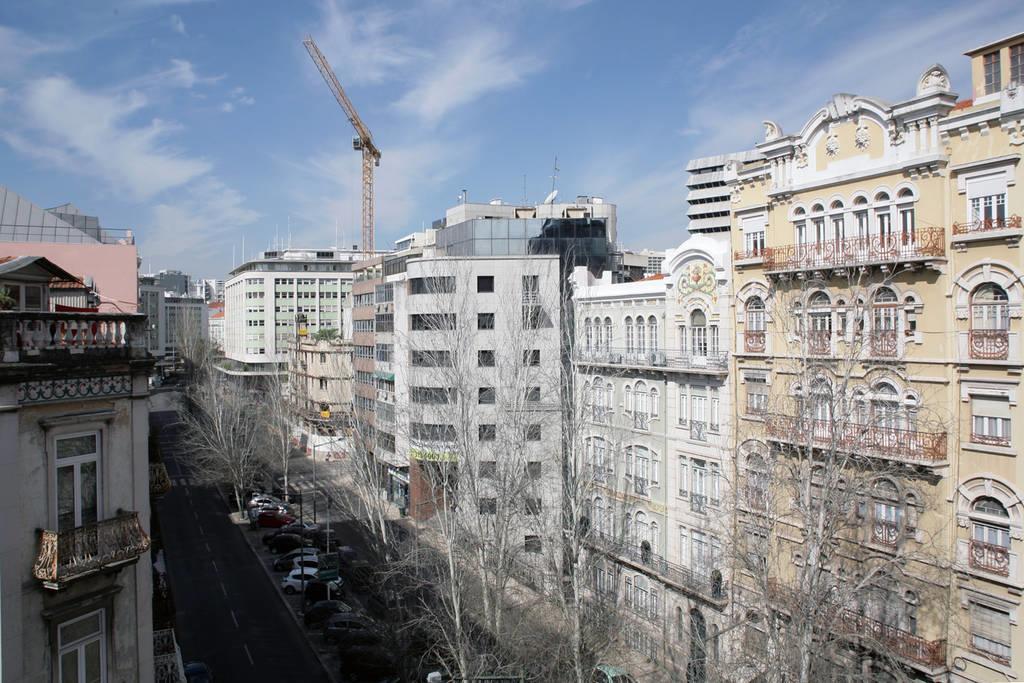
303,36,380,255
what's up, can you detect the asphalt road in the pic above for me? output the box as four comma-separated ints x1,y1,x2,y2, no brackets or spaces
153,409,331,683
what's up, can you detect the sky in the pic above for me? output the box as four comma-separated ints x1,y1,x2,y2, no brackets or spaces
1,0,1022,279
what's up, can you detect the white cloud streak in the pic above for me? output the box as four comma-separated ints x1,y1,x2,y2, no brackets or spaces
316,0,426,86
169,14,187,35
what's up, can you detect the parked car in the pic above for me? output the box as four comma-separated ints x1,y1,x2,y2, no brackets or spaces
324,613,376,646
281,568,321,594
257,510,295,528
183,661,213,683
310,530,343,552
269,533,309,555
303,599,353,628
273,548,319,571
591,665,638,683
289,556,321,573
280,521,320,538
247,494,283,509
304,578,345,603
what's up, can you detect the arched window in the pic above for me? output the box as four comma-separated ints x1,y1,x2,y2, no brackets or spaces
649,521,659,555
593,496,605,535
636,317,646,355
584,318,593,353
691,310,708,357
794,206,807,244
603,318,612,352
633,511,648,548
854,195,871,238
972,284,1010,331
624,385,633,413
871,383,904,430
897,188,916,244
971,496,1011,575
624,317,634,353
648,315,658,354
871,479,902,547
875,191,893,241
810,203,826,244
650,387,659,417
746,296,766,331
746,454,768,510
676,606,684,642
829,200,846,241
809,379,832,422
688,609,708,683
871,287,900,356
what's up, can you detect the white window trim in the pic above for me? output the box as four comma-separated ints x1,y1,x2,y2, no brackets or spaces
58,608,107,683
52,429,104,531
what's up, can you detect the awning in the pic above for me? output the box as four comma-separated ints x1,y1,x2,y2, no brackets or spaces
373,370,395,382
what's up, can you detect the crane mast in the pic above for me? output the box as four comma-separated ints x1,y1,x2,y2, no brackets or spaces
303,36,380,255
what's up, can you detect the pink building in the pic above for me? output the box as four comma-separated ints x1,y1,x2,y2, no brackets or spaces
0,186,139,312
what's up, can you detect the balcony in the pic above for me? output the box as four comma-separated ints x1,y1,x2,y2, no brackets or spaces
150,462,171,498
969,539,1010,576
768,579,946,669
690,420,708,442
952,215,1022,237
805,330,832,356
633,477,649,496
764,414,947,464
154,628,185,683
868,330,899,358
971,431,1011,448
871,519,900,547
632,412,650,431
590,532,728,604
0,311,147,363
577,347,729,373
968,330,1009,360
690,493,708,514
33,511,151,589
733,247,765,264
763,228,945,275
744,330,766,353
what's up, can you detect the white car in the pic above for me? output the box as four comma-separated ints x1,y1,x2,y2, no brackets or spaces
281,568,320,594
272,548,319,572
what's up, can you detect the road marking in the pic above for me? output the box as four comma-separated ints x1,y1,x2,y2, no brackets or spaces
192,510,199,521
220,581,228,598
230,610,239,628
205,542,211,553
211,559,218,573
197,524,205,536
243,643,254,666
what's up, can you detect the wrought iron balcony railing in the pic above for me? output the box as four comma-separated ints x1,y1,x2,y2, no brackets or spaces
150,462,171,497
577,348,729,372
733,247,766,262
969,539,1010,576
33,511,150,588
763,228,945,274
805,330,832,355
590,532,728,603
633,477,649,496
952,215,1022,235
767,578,946,669
744,330,766,352
764,414,947,463
632,412,650,431
968,329,1009,360
871,519,900,547
1,311,148,361
868,330,899,358
690,493,708,514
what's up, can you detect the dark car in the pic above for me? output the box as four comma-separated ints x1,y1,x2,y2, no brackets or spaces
273,548,319,571
269,532,307,554
310,530,343,552
257,510,295,528
304,578,344,604
183,661,213,683
324,613,376,646
303,599,353,628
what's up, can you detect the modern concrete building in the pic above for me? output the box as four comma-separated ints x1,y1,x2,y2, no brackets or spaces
0,187,139,312
0,256,155,683
717,33,1024,683
164,294,208,367
573,233,733,677
207,302,224,352
150,270,190,297
223,247,376,375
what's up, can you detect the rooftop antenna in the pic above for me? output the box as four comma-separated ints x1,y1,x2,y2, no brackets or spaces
522,174,527,206
550,154,559,194
335,218,339,250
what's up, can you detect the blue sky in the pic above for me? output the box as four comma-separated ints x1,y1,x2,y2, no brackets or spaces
1,0,1022,278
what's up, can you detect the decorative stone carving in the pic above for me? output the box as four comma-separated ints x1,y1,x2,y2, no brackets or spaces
762,120,782,142
1009,121,1024,147
855,117,871,149
794,145,808,168
675,260,718,305
18,374,132,404
917,64,951,95
825,129,840,157
889,122,905,146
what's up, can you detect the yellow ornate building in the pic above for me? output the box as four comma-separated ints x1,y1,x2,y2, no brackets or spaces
714,31,1024,682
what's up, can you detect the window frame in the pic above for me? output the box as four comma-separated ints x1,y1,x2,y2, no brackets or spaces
54,431,102,533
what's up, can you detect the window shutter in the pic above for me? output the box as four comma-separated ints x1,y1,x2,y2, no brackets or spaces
966,173,1008,199
972,602,1011,645
973,395,1012,419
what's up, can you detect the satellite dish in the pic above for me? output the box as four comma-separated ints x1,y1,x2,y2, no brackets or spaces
543,190,558,205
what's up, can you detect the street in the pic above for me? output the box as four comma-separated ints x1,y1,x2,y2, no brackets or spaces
153,409,332,683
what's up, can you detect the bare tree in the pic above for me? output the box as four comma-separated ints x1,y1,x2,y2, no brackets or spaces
722,269,951,683
178,370,266,517
260,369,298,503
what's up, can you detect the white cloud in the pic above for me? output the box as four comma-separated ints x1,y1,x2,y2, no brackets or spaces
238,95,255,106
220,102,234,112
316,0,426,86
3,75,211,200
144,177,260,268
169,14,186,35
395,30,542,125
0,25,67,78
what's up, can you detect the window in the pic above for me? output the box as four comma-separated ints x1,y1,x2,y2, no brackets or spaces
478,387,496,404
525,387,541,402
898,189,916,244
971,497,1011,564
745,227,765,256
479,498,497,514
526,424,541,441
648,316,659,353
58,610,106,683
972,395,1012,446
972,284,1010,330
56,433,100,532
524,535,542,553
523,349,540,366
522,306,542,329
478,424,496,441
319,352,327,363
984,50,1002,95
1012,44,1024,86
412,387,454,404
691,310,708,356
678,385,689,423
746,376,767,415
745,297,766,331
479,460,497,478
710,388,720,431
375,344,392,362
318,378,328,390
410,313,456,331
411,350,451,367
603,318,612,352
476,275,495,293
625,317,634,353
478,350,496,366
410,423,456,441
478,312,495,330
525,498,542,515
526,461,542,479
972,602,1011,662
409,276,455,294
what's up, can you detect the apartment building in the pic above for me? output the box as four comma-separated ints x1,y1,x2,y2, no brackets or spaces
573,233,732,678
223,247,371,375
716,32,1024,682
288,336,354,435
0,256,154,683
